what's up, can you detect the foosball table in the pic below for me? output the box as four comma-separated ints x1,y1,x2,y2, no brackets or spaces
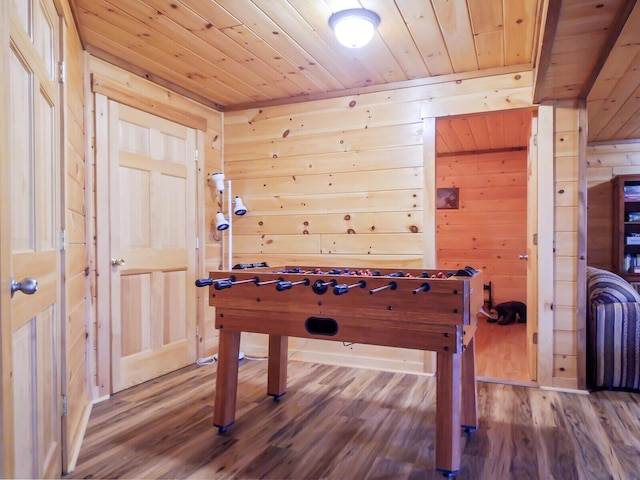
197,265,483,477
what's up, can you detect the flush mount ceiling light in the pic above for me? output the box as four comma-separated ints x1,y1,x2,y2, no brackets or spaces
329,8,380,48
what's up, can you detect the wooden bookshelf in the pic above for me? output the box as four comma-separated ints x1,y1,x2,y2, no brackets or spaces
612,174,640,281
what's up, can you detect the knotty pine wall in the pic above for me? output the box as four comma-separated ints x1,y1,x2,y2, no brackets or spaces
222,72,537,374
552,101,585,388
58,0,91,470
586,142,640,270
436,150,528,305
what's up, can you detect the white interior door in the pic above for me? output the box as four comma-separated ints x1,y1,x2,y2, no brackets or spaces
3,0,62,477
108,101,198,392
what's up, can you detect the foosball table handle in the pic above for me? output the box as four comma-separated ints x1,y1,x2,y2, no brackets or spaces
276,278,310,291
195,278,214,287
333,280,366,295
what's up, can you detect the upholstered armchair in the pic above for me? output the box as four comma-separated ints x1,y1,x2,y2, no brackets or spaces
586,266,640,391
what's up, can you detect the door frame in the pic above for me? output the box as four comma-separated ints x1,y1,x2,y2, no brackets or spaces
431,108,541,384
0,1,15,474
93,91,205,396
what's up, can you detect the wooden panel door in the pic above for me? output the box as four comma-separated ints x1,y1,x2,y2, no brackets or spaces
1,0,62,477
108,102,198,392
527,114,539,381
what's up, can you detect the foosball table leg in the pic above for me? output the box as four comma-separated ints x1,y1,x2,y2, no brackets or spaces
213,329,241,433
435,351,461,478
460,337,478,434
267,334,288,401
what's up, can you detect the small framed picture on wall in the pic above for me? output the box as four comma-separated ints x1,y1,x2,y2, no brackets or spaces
436,187,459,209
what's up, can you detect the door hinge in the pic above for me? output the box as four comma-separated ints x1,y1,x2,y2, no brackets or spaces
58,61,66,84
533,134,538,146
60,229,67,251
196,237,200,249
195,149,199,162
196,324,200,338
61,395,67,416
532,332,538,345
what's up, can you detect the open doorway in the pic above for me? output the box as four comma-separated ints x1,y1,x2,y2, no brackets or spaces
435,109,536,385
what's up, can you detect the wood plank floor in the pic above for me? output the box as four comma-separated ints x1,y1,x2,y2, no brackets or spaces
475,316,530,384
66,359,640,479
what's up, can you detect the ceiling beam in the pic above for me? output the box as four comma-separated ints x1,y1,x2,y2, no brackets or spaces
532,0,562,104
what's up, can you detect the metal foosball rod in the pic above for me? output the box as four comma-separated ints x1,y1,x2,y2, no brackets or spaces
413,282,431,294
215,276,259,290
369,281,397,295
257,277,284,286
232,277,260,285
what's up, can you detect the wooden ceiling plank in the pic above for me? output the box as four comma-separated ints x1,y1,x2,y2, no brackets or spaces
395,0,454,76
486,112,506,150
436,119,465,154
123,0,323,98
87,44,223,110
594,82,640,141
293,0,407,84
261,0,391,87
579,0,638,98
174,0,241,29
610,106,640,141
589,54,640,138
504,0,539,66
431,0,480,72
468,0,503,34
549,30,608,54
503,110,530,148
590,44,640,100
466,115,493,151
79,26,249,106
436,131,453,155
136,0,304,99
214,0,346,92
74,14,255,105
630,120,640,140
360,0,430,80
75,0,264,103
475,31,504,69
587,45,640,125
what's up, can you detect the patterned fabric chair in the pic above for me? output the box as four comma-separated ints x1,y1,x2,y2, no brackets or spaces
586,266,640,390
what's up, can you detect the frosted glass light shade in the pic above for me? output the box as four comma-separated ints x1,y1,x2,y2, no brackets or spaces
329,9,380,48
